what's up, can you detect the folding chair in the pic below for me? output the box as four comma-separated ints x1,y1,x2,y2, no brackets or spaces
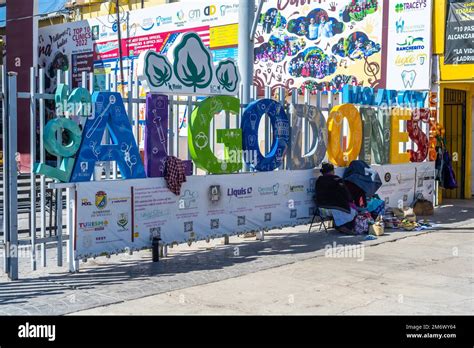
308,207,330,233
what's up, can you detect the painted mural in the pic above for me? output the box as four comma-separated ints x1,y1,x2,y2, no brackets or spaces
253,0,383,94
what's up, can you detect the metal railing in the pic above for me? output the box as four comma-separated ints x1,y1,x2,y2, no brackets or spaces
4,64,403,279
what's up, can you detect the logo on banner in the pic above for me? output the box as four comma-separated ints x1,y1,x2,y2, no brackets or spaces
395,53,427,67
189,9,201,20
307,178,316,195
238,216,246,226
179,190,198,209
95,191,108,210
264,213,272,222
141,18,154,31
176,10,185,21
156,16,172,26
290,209,297,218
397,36,424,47
227,187,253,198
401,70,417,88
258,184,279,196
395,0,427,12
149,227,161,240
204,5,216,16
396,18,405,33
81,198,92,206
117,213,129,230
210,219,219,229
79,220,109,232
184,221,193,233
290,185,304,192
396,37,425,51
384,173,392,183
220,4,238,17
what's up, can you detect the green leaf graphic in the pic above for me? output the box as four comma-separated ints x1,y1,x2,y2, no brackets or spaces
145,52,173,88
216,61,239,93
174,33,213,92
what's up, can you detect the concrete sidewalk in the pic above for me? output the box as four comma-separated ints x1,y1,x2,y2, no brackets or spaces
73,229,474,315
0,199,472,315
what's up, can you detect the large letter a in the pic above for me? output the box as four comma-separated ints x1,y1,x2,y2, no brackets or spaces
70,92,146,182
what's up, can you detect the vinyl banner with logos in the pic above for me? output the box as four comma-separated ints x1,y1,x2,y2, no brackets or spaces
445,0,474,65
370,163,417,207
38,0,240,120
75,169,317,258
74,163,435,259
386,0,433,90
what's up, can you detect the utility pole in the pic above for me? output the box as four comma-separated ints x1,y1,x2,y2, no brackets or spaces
238,0,256,105
115,0,125,87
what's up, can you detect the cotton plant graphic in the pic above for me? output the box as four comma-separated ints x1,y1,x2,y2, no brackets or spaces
216,60,239,93
145,53,173,88
173,33,213,93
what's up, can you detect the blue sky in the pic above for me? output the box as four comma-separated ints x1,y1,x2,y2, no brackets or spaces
0,0,68,28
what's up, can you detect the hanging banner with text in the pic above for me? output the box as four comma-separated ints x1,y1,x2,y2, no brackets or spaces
386,0,433,90
445,0,474,65
74,163,434,259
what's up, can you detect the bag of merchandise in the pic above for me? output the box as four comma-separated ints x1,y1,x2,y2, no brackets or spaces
354,212,373,235
413,198,434,216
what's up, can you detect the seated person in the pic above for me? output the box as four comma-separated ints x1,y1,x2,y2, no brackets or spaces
344,180,367,209
315,163,357,234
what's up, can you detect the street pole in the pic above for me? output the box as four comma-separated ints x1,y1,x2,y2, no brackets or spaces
238,0,255,105
7,72,18,281
116,0,125,87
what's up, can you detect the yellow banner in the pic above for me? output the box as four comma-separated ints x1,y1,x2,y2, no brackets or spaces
210,24,238,48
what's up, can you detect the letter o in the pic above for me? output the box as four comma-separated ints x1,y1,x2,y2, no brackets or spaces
44,117,82,158
327,104,362,167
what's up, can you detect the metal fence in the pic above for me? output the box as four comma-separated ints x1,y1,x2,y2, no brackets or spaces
0,64,374,279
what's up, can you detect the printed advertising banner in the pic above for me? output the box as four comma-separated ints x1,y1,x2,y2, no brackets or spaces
37,0,240,121
386,0,433,90
75,163,435,259
75,169,317,258
253,0,385,94
445,0,474,65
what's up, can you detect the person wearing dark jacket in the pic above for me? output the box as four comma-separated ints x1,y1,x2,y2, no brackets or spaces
344,180,367,208
315,163,357,234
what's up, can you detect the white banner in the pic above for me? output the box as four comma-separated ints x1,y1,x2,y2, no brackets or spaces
75,169,318,258
74,163,435,258
386,0,433,90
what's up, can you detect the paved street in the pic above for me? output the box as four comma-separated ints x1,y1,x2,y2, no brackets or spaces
0,200,472,315
74,230,474,315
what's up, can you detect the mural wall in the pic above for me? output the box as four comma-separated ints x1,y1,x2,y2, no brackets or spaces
253,0,384,94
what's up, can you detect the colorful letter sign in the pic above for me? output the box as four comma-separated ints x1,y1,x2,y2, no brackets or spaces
327,104,362,167
144,94,169,177
242,99,290,172
360,107,391,165
70,92,146,182
407,108,430,163
34,117,82,182
390,108,411,164
188,96,242,174
289,104,328,170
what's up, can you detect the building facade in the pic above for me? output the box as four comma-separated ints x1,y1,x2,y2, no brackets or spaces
433,0,473,199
